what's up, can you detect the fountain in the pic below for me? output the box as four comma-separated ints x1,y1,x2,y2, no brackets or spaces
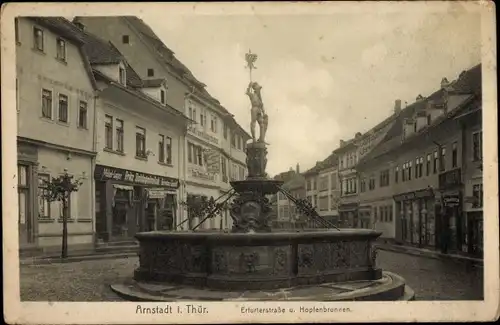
110,51,415,301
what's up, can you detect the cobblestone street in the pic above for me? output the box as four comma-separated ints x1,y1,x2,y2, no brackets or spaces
20,251,483,301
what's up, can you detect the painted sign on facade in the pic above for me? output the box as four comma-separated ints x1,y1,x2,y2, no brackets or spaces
94,165,180,189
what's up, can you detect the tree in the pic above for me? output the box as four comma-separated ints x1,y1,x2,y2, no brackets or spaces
40,170,83,259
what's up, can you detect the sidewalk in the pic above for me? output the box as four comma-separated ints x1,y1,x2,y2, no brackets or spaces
20,251,138,266
375,242,483,266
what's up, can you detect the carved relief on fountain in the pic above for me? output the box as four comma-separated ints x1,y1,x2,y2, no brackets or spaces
230,192,273,233
246,142,268,179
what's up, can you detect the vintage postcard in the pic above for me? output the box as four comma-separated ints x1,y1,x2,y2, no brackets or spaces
2,1,498,324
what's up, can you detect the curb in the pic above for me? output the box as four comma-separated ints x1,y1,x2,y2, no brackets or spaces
376,244,483,266
20,252,139,266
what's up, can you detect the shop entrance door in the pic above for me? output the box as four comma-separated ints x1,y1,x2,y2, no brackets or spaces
111,201,129,240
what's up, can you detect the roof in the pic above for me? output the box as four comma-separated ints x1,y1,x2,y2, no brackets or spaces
93,69,189,121
303,152,338,175
357,64,481,167
142,78,167,88
282,173,305,191
273,170,297,183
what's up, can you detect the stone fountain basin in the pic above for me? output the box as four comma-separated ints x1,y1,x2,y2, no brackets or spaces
134,229,382,291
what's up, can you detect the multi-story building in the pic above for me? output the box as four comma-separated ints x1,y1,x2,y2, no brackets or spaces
302,154,340,226
356,64,482,256
56,20,190,243
73,16,250,230
334,104,398,228
274,165,305,228
16,17,98,254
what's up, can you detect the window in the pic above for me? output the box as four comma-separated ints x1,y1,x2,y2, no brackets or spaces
408,161,412,180
472,131,482,161
200,110,205,127
41,89,52,118
160,89,166,104
188,106,193,119
239,166,245,180
440,147,446,171
223,125,228,139
330,173,337,190
58,94,68,123
18,165,30,231
115,119,124,152
122,35,130,44
388,206,393,222
119,67,126,85
360,178,366,192
433,150,439,174
415,157,423,178
452,142,458,168
319,176,329,191
395,166,399,183
368,176,375,190
313,178,317,191
147,68,154,77
38,174,50,219
192,107,197,122
158,135,165,163
33,27,44,51
231,134,236,148
426,154,431,176
165,136,172,165
237,135,242,150
402,163,407,182
15,18,19,43
56,38,66,61
373,207,378,222
379,169,390,187
104,115,113,150
221,157,228,181
78,101,87,129
135,127,146,158
210,115,217,133
472,184,483,208
319,196,329,211
187,142,193,163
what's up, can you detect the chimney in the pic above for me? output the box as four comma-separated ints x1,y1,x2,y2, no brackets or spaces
394,99,402,114
339,139,345,147
441,77,450,89
355,132,362,139
296,163,300,174
416,94,424,101
73,21,85,31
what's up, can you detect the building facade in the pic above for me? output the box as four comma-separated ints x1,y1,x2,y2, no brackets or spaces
16,17,97,253
73,16,250,231
356,64,482,255
274,165,305,228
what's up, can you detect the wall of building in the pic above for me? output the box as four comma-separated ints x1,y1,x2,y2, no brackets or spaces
16,18,96,152
95,97,184,180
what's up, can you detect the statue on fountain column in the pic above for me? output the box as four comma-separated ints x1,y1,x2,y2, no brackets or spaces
246,82,268,143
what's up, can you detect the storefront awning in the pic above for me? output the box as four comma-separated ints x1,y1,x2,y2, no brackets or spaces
113,184,134,191
147,188,176,199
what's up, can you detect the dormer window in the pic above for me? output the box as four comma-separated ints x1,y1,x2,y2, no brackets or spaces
160,89,166,104
56,38,66,61
119,67,126,85
147,68,154,77
122,35,130,44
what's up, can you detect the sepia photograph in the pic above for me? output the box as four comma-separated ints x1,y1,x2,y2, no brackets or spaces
2,1,498,324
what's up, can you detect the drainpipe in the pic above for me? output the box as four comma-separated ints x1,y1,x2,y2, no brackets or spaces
91,91,99,248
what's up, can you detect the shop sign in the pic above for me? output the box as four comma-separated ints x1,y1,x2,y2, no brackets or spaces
94,165,179,189
187,125,219,145
147,188,172,199
203,148,221,174
443,195,460,207
393,188,434,202
439,168,462,189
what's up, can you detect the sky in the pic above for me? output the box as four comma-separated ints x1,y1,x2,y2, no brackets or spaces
141,3,481,176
